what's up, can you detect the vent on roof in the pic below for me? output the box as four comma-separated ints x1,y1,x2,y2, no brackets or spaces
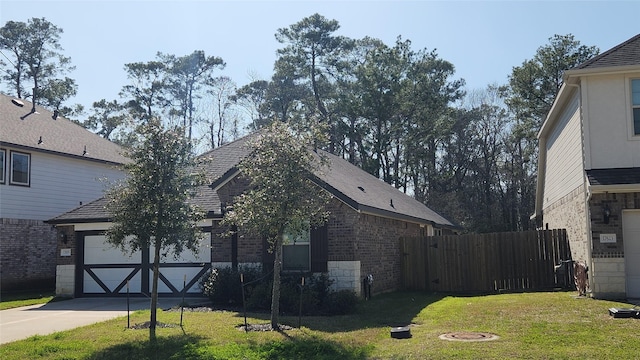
11,98,24,107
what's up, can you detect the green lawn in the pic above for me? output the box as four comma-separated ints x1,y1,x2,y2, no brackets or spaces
0,291,56,310
1,291,638,359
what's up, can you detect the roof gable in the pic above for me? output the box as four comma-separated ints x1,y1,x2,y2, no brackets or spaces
207,131,455,227
50,130,456,228
573,33,640,71
0,93,127,164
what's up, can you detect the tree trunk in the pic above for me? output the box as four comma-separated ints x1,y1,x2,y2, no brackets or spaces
149,239,161,342
270,236,282,330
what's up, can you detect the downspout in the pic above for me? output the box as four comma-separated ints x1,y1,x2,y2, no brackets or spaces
568,81,595,296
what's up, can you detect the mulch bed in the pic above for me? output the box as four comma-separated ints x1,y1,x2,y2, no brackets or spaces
236,323,294,332
164,304,295,332
130,321,179,329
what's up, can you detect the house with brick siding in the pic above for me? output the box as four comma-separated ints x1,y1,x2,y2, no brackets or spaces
0,93,127,292
49,131,457,298
533,34,640,299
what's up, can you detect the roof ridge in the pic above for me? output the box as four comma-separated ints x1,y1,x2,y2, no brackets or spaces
575,33,640,69
198,129,261,157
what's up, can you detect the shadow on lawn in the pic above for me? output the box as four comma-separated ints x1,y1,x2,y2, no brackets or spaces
84,332,370,360
85,334,205,360
235,291,446,333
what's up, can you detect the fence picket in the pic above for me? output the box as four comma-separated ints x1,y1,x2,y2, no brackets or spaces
400,230,571,293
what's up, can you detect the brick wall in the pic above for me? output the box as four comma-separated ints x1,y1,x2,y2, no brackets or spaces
589,192,640,299
355,213,422,294
0,218,57,291
213,178,428,295
590,192,640,256
542,184,589,262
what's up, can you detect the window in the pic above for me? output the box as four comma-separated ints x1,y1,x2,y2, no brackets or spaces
10,151,30,186
632,79,640,136
0,149,5,184
282,225,310,271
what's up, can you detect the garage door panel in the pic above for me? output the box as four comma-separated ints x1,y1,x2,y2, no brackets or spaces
623,211,640,298
155,267,207,294
151,236,211,264
84,268,140,294
81,232,211,296
84,235,141,265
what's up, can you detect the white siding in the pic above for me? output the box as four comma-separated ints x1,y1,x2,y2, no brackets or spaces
584,74,640,169
543,93,584,208
0,147,124,220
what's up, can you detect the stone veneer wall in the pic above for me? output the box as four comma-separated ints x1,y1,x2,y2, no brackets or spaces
589,192,640,299
54,225,76,296
541,184,589,263
1,218,57,291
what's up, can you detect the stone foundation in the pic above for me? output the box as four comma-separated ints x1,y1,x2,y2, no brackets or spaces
327,260,361,295
590,257,626,299
55,264,75,297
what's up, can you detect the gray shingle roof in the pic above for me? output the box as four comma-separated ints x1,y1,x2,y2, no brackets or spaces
574,33,640,70
316,151,454,226
586,167,640,186
0,93,127,164
49,130,456,228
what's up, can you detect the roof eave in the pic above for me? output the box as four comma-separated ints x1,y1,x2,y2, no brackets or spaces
564,64,640,78
0,141,126,166
589,184,640,194
46,217,112,225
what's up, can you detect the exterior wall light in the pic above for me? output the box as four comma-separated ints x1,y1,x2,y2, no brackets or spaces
603,204,611,224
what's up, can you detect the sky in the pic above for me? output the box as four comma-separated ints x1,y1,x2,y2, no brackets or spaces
1,0,639,121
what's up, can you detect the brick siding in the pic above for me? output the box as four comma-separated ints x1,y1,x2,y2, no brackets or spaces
542,184,589,262
0,218,57,291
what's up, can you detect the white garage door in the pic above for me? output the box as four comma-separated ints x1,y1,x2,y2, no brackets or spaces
623,210,640,298
81,233,211,297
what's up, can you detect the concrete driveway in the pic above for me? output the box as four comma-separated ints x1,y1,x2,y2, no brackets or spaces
0,297,205,344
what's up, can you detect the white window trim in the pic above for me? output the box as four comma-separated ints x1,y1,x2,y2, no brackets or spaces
9,150,30,186
626,77,640,141
0,149,5,184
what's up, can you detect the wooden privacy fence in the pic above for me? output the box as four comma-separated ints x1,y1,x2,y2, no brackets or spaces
400,229,571,293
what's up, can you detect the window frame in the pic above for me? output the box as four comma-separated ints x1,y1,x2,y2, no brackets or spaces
0,149,5,184
9,150,31,186
282,225,311,272
629,78,640,139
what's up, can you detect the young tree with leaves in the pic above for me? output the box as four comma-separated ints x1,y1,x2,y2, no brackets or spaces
104,120,206,341
222,121,330,330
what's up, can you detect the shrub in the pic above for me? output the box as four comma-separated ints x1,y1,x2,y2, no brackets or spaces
200,265,262,306
202,269,359,316
321,289,359,315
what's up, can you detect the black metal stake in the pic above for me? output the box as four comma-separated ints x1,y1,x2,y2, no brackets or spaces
298,276,304,329
241,273,248,332
180,274,186,327
126,280,130,329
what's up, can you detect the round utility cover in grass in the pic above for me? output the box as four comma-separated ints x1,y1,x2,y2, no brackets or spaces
439,332,499,342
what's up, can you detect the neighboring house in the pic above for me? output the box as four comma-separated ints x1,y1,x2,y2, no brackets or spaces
0,93,127,292
48,131,458,298
533,34,640,299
